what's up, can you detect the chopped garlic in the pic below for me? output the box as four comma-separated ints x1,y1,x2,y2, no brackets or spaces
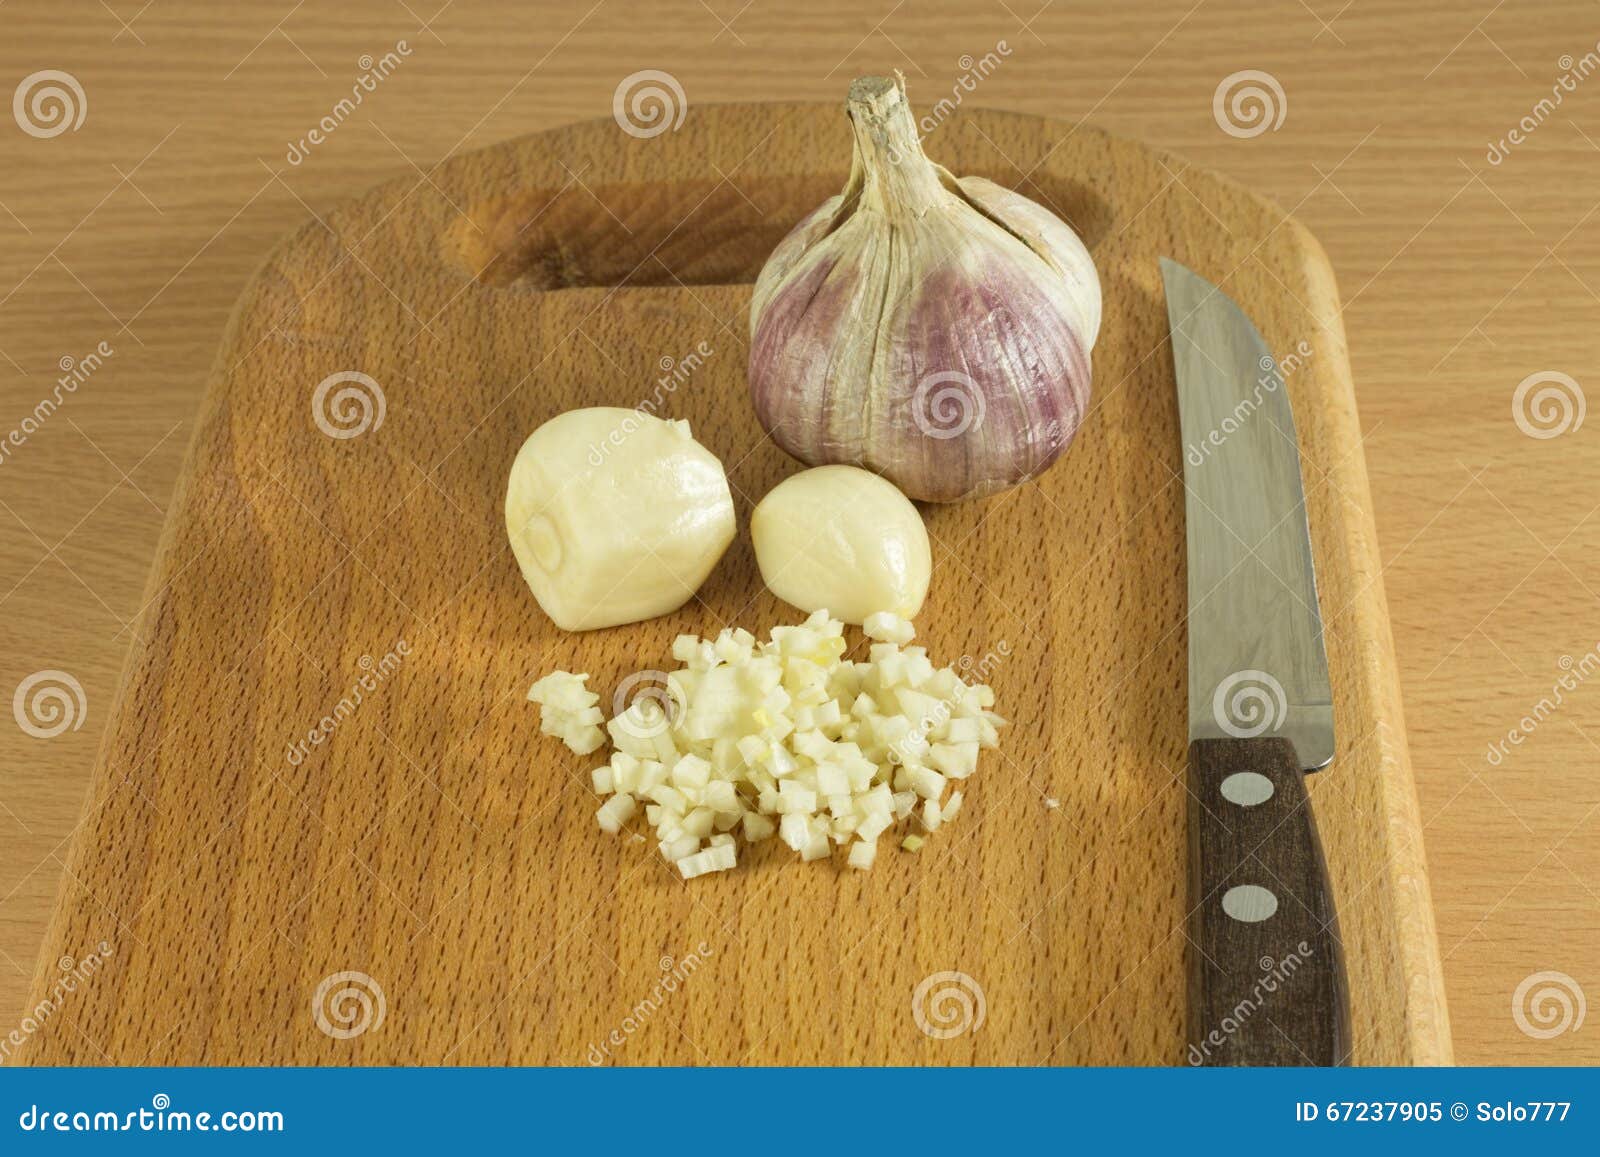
906,765,947,800
661,834,699,862
528,671,607,754
678,841,737,879
528,610,1004,875
863,611,915,645
597,793,636,834
857,812,891,842
941,791,964,822
670,754,712,789
800,825,832,861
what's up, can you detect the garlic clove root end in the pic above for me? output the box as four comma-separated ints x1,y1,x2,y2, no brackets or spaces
506,408,736,631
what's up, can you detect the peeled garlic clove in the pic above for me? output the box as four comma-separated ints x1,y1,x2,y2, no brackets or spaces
750,465,930,625
505,408,735,631
748,74,1101,503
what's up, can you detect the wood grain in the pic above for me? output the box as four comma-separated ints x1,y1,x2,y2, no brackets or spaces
5,99,1447,1065
4,0,1599,1067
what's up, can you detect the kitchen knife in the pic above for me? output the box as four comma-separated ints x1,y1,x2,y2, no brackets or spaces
1160,258,1350,1067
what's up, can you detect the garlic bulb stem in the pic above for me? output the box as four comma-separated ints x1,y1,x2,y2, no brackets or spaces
845,75,946,220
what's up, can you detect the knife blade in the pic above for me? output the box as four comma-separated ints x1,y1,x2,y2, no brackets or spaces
1161,258,1350,1067
1163,257,1334,769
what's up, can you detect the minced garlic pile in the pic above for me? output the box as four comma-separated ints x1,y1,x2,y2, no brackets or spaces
527,610,1003,877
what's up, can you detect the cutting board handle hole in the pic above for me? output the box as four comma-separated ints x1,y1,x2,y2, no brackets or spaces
443,172,1110,291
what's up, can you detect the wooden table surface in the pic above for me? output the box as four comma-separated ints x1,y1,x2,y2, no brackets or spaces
0,0,1594,1065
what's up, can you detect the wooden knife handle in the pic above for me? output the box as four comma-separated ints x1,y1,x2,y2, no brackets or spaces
1186,736,1350,1066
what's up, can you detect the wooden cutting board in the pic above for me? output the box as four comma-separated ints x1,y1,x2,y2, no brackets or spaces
16,100,1451,1065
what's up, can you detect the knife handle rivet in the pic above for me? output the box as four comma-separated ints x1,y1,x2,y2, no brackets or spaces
1219,771,1275,806
1221,884,1279,923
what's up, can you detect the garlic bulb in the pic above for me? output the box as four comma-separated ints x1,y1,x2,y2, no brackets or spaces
505,408,735,631
748,74,1101,502
750,464,930,624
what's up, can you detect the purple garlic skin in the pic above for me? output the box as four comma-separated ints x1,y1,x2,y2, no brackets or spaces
748,75,1101,503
